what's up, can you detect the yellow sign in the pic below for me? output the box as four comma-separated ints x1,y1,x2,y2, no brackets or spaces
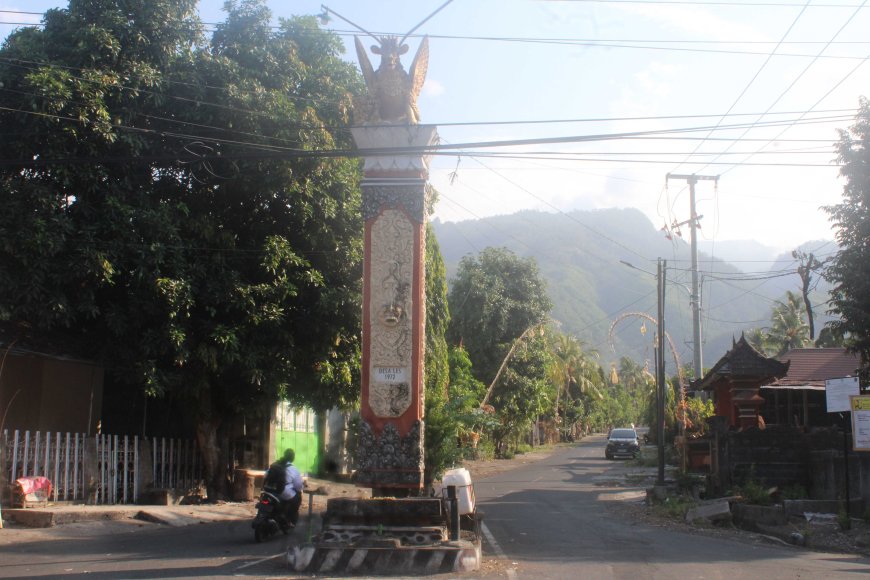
852,396,870,451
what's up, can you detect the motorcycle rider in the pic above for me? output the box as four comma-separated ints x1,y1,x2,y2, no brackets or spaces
264,448,304,529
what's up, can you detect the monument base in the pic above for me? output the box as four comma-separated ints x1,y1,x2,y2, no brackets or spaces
286,497,482,574
353,421,425,490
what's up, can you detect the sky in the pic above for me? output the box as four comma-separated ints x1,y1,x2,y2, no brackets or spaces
2,0,869,257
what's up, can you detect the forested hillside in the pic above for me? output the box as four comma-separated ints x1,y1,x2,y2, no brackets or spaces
432,208,833,373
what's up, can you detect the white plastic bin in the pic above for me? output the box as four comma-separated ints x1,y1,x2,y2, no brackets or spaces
442,467,475,515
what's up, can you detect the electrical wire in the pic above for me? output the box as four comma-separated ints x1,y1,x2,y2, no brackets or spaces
1,56,862,136
692,0,868,178
669,0,813,175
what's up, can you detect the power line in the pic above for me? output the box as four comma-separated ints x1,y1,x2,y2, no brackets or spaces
0,101,853,168
669,0,813,175
720,45,870,175
8,16,864,60
541,0,866,6
693,0,869,177
2,56,860,130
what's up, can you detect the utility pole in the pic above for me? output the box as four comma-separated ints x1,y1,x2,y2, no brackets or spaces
656,258,667,487
665,173,719,385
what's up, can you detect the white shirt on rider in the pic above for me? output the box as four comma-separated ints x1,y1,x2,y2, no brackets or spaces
280,463,304,501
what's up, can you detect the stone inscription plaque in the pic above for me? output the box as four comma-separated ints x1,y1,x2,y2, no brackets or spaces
374,367,407,383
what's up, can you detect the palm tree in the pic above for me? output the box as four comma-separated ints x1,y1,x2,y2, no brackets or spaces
746,327,772,356
767,291,812,356
548,333,603,424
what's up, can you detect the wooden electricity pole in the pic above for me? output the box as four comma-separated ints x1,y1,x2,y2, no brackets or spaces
665,173,719,383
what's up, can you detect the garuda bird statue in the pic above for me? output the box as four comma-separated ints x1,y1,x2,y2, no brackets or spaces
354,35,429,124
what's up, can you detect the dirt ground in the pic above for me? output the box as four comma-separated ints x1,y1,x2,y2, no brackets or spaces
605,478,870,558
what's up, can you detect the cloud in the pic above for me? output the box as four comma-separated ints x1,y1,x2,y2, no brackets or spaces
615,4,769,43
423,78,445,98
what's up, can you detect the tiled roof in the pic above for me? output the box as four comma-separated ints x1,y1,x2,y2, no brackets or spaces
768,348,860,388
696,334,790,390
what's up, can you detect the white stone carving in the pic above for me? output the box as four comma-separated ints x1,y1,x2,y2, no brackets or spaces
368,208,415,417
351,125,438,175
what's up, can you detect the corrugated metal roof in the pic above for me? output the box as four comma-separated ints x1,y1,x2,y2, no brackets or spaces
768,348,860,389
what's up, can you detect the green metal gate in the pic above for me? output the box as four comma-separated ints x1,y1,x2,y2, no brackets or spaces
275,403,320,475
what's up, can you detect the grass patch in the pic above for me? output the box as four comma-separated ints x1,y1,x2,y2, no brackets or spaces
631,447,659,467
651,496,697,520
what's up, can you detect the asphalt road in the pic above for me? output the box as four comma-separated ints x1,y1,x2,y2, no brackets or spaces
2,435,870,579
475,435,870,579
0,510,292,579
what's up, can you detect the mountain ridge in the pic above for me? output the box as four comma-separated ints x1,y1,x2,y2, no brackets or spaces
432,208,834,370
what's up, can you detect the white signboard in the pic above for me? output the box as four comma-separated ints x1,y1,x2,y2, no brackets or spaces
826,376,860,413
373,366,406,383
851,396,870,451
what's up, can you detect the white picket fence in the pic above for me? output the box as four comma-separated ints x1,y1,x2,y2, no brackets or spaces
1,430,86,502
150,436,201,492
2,429,201,504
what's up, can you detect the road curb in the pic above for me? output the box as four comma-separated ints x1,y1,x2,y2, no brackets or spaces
4,508,137,528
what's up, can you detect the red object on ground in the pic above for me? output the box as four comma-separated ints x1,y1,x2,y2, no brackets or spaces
16,476,52,500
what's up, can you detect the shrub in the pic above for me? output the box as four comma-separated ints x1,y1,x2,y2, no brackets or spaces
781,484,808,501
838,506,852,531
734,479,773,506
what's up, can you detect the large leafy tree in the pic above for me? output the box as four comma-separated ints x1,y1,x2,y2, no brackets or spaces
0,0,364,496
423,222,453,485
447,247,553,385
488,334,553,457
447,247,553,456
826,97,870,365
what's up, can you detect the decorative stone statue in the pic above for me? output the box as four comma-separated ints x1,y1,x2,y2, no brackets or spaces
354,35,429,124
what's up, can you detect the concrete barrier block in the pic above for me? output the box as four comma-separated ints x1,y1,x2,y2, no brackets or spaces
685,500,732,524
732,503,786,528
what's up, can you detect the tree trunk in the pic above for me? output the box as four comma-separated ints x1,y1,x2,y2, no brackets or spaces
196,393,227,501
795,251,817,340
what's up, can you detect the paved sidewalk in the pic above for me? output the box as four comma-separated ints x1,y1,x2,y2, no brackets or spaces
0,476,370,531
1,500,256,529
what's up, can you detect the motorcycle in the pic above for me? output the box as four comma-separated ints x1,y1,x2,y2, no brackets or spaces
252,489,291,542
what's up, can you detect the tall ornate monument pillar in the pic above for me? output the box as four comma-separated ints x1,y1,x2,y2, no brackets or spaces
351,126,437,492
350,36,436,493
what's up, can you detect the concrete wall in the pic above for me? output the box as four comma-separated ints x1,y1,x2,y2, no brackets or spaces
0,353,42,429
0,353,102,434
713,425,870,504
720,425,810,492
323,408,351,476
39,359,103,434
